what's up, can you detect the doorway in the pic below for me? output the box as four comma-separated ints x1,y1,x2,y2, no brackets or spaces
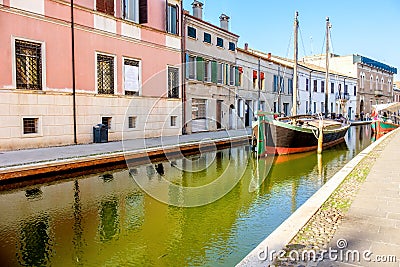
216,100,223,129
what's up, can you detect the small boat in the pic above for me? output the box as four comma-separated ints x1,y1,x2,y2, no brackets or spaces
253,13,350,156
370,102,400,134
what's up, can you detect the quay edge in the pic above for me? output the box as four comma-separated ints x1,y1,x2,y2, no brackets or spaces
236,128,399,267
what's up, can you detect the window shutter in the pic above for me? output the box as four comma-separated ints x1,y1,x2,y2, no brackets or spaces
196,57,204,82
235,67,239,86
139,0,148,24
105,0,114,16
165,0,168,32
211,61,217,83
225,64,229,85
185,53,189,78
96,0,106,13
175,4,179,35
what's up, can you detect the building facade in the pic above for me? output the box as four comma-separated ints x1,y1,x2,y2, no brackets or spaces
303,54,397,116
183,1,239,133
0,0,182,150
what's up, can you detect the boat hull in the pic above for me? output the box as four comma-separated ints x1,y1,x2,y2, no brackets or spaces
262,120,349,155
371,120,398,134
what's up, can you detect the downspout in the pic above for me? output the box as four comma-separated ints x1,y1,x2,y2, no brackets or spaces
257,57,261,110
309,70,313,114
181,1,187,134
71,0,77,144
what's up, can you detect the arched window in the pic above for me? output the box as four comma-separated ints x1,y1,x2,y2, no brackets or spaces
376,76,379,91
370,75,373,91
388,80,392,92
360,72,365,89
381,77,384,91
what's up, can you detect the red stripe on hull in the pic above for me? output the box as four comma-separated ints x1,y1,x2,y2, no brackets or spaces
264,137,345,155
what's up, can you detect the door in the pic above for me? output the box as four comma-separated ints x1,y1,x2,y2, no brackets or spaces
245,101,250,127
216,100,223,129
192,99,207,132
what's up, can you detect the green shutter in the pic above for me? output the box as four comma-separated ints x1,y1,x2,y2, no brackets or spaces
211,61,217,83
235,66,239,86
185,53,189,78
225,64,229,85
196,57,204,81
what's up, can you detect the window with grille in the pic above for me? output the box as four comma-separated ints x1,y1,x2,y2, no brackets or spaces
170,116,177,127
102,117,112,129
188,26,196,38
15,40,42,90
97,54,114,94
216,37,224,48
168,67,179,98
23,118,38,134
128,116,137,128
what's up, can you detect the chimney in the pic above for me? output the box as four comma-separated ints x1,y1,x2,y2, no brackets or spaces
192,1,203,20
244,43,248,51
219,14,230,31
267,53,271,59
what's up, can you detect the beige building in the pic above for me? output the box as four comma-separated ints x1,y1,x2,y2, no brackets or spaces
303,54,397,116
183,1,239,133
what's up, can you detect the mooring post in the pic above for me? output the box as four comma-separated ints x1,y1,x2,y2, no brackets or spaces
317,119,323,154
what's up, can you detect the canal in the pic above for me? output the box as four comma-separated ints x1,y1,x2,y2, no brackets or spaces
0,125,374,266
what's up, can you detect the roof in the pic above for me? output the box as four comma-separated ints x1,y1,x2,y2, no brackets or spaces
372,102,400,112
354,55,397,74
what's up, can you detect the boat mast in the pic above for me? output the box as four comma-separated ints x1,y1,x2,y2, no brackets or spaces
292,11,299,116
324,17,331,118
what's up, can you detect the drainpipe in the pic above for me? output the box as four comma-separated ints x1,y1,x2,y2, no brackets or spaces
309,70,313,114
181,1,187,134
257,57,261,110
71,0,77,144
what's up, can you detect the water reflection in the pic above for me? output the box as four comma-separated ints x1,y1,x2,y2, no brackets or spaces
0,126,373,266
17,215,52,266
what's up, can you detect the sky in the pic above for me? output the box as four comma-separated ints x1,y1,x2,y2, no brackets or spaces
183,0,400,81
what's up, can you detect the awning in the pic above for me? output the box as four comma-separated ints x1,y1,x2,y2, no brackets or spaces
372,102,400,112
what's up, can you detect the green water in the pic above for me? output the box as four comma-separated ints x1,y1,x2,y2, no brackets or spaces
0,126,373,266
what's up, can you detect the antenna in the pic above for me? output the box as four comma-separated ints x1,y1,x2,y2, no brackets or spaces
310,36,314,55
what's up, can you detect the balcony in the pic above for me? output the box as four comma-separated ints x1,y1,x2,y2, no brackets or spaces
374,90,384,97
335,92,350,100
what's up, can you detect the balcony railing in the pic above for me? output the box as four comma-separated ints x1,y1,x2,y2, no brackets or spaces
335,92,350,100
374,90,384,97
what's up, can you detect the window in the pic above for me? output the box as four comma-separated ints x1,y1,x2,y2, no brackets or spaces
305,101,308,113
321,102,324,113
229,65,235,85
280,77,284,94
188,26,196,38
166,4,178,34
253,70,258,89
228,42,235,51
123,0,138,22
283,103,289,116
217,63,223,84
331,82,334,93
97,54,115,94
238,67,243,86
102,117,112,130
168,67,179,98
288,79,293,95
354,85,356,96
344,84,348,95
321,81,325,93
381,77,384,91
376,77,379,90
260,101,265,111
273,102,277,113
97,0,114,16
305,78,309,91
124,58,140,95
15,39,42,90
188,55,196,79
313,80,317,92
273,75,279,92
128,116,137,128
203,32,211,44
170,116,177,127
360,73,365,89
204,60,211,82
331,102,334,113
23,118,38,134
313,102,316,113
260,72,265,90
216,37,224,48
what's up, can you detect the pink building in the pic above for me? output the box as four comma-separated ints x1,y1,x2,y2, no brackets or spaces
0,0,182,150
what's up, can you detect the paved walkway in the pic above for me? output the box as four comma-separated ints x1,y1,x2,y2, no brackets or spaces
0,129,250,169
318,131,400,267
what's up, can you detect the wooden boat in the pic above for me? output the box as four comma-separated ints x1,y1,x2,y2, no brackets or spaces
253,13,350,156
370,102,400,134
